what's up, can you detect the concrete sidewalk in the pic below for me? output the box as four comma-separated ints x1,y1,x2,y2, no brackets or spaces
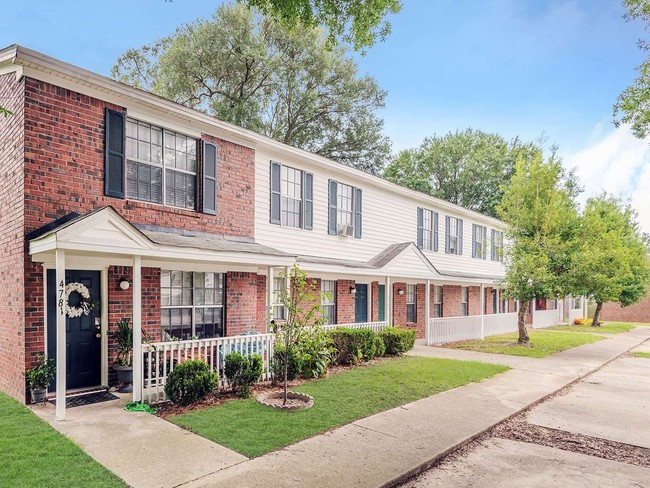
180,327,650,488
33,327,650,488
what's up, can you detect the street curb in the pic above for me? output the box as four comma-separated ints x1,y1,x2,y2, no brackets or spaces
379,335,650,488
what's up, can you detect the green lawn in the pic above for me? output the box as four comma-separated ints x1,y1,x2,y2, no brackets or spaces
548,321,641,334
0,393,125,487
170,356,508,457
631,351,650,359
443,330,604,358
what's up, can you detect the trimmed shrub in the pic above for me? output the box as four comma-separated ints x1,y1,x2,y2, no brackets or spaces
373,334,386,358
164,359,218,405
379,327,416,356
224,352,263,398
271,344,301,384
329,328,379,364
298,327,334,379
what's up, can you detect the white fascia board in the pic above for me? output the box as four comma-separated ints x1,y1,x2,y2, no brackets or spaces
9,45,505,227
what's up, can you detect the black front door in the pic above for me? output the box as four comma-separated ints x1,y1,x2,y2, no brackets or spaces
355,284,368,323
47,270,102,391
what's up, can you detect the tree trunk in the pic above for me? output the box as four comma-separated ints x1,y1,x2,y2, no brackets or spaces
283,329,289,405
518,300,530,343
591,302,603,327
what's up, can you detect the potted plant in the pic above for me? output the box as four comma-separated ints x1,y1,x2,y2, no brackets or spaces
26,354,56,404
114,318,134,392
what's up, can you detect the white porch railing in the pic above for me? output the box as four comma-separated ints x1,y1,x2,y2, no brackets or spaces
532,309,560,329
427,315,482,345
567,307,583,324
483,312,518,336
322,321,389,333
141,333,276,404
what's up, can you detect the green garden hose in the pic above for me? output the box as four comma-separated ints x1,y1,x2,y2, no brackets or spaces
124,401,157,414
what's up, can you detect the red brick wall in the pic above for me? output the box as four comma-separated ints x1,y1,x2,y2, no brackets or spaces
602,296,650,323
336,280,355,324
371,281,379,321
443,285,462,317
256,274,267,328
0,74,26,401
468,286,481,316
485,287,494,314
392,282,406,326
226,272,266,336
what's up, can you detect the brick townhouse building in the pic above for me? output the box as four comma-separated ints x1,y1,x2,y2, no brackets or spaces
0,45,564,412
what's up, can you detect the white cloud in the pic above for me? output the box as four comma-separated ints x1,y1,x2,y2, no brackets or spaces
564,124,650,233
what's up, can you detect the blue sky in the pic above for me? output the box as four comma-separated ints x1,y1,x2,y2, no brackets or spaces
2,0,649,230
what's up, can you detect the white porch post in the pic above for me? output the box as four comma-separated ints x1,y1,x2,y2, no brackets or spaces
132,256,143,402
386,276,392,324
481,283,485,339
425,279,431,346
266,267,274,327
55,249,66,421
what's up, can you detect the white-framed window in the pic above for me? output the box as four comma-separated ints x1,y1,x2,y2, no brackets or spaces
272,276,286,320
446,216,463,255
126,119,197,210
281,165,302,228
321,280,336,325
418,208,438,251
501,298,507,313
434,285,443,318
160,271,224,340
461,286,469,316
491,230,504,262
406,284,417,323
337,182,354,232
472,224,487,259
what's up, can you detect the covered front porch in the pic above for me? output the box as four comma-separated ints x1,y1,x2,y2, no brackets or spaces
28,207,294,419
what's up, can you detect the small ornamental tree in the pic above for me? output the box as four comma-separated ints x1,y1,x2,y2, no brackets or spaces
498,153,579,343
270,265,328,404
571,194,650,326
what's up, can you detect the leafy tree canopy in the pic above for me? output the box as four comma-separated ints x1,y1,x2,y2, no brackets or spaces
614,0,650,137
112,3,391,174
240,0,402,52
498,152,580,342
570,194,650,325
384,129,541,218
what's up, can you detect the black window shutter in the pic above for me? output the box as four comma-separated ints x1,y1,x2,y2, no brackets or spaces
491,229,496,261
104,108,125,198
481,226,487,259
270,161,281,224
433,212,439,252
416,207,424,249
202,142,217,215
328,179,338,235
458,219,464,255
354,187,363,239
304,172,314,230
445,216,450,254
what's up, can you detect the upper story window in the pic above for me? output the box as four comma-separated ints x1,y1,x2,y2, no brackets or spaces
406,284,417,323
445,216,464,255
321,280,336,325
434,285,443,318
125,119,197,210
472,224,487,259
491,230,504,262
417,208,439,251
461,286,469,316
328,179,362,238
270,161,313,230
160,271,224,340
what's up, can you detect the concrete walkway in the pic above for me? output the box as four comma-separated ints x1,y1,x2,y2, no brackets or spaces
33,327,650,488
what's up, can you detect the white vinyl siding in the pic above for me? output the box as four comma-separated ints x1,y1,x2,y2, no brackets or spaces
321,280,336,325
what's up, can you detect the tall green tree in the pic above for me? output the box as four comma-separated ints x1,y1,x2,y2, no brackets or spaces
614,0,650,137
384,129,540,218
112,3,390,175
571,194,650,326
240,0,402,52
498,154,580,343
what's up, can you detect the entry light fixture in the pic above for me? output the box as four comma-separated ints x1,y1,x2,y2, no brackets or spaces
119,278,130,291
349,286,357,295
398,288,405,296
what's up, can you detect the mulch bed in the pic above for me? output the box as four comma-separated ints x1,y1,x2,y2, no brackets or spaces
154,358,387,419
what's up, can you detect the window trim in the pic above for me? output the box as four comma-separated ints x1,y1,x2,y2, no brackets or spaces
321,280,336,325
472,224,487,259
461,286,469,316
491,229,504,262
280,164,303,228
126,118,198,211
406,284,417,323
433,285,443,318
271,276,287,320
418,208,439,251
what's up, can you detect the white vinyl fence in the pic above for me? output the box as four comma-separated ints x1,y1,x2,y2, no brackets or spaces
567,307,583,324
141,333,276,404
532,309,561,329
483,312,519,336
322,321,389,333
427,315,482,345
